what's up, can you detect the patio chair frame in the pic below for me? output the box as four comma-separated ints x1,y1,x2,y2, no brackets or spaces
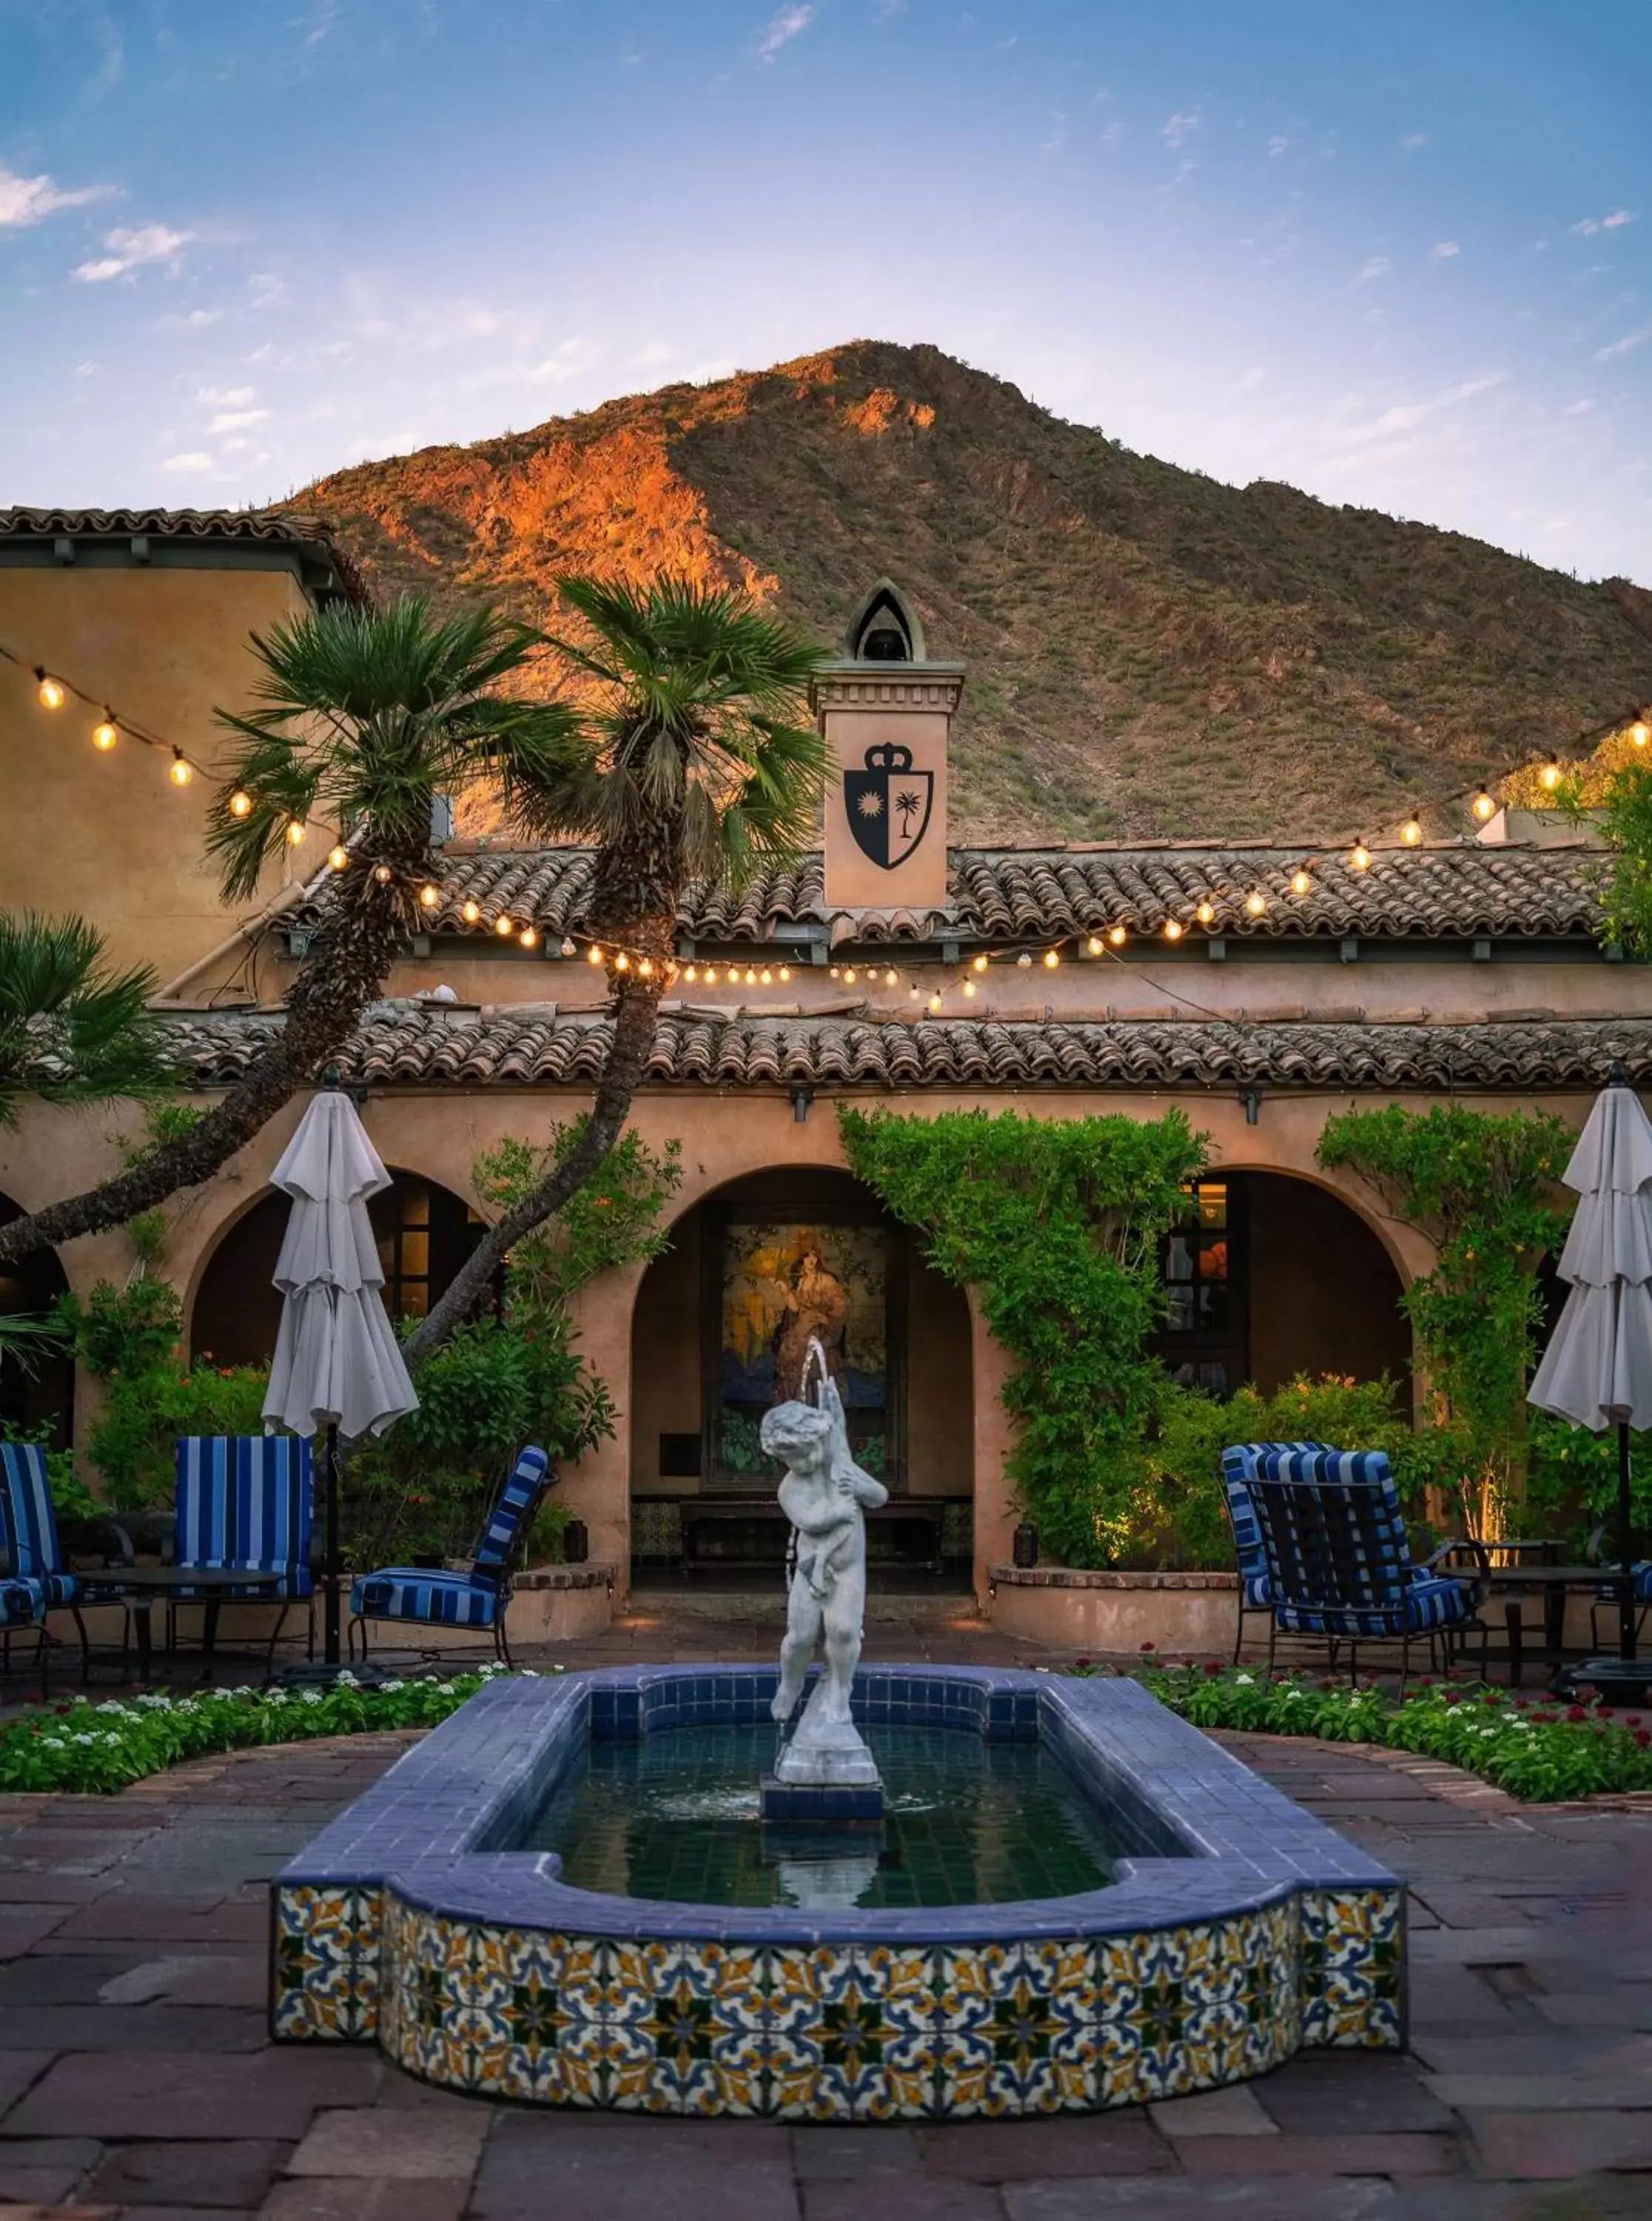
1219,1440,1333,1664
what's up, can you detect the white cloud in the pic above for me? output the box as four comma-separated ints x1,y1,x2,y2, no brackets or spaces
198,383,256,406
73,361,98,378
1359,255,1391,281
247,272,284,309
1399,132,1426,150
1430,241,1460,260
1266,135,1289,158
161,451,215,474
1337,372,1507,445
1596,322,1652,361
1572,210,1637,236
208,407,269,432
1161,110,1201,150
756,4,813,62
0,164,107,229
73,223,192,282
1564,398,1596,415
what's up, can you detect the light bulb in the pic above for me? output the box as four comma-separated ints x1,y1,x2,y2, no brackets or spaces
1195,900,1215,925
779,965,792,983
744,967,757,986
1290,868,1313,895
520,927,539,950
374,862,394,884
1087,936,1104,957
1107,925,1127,946
1400,819,1423,846
909,984,921,1000
1244,891,1267,917
1349,843,1371,873
830,965,841,979
495,915,514,937
419,882,440,908
328,845,349,872
285,817,306,844
844,968,857,985
927,993,942,1013
1016,951,1033,968
34,671,64,711
1538,760,1561,791
1633,722,1649,748
170,752,193,788
462,899,482,925
560,937,577,957
93,716,119,754
1471,790,1496,823
614,951,629,971
1164,919,1183,942
639,957,654,977
685,965,698,983
884,968,897,987
1043,948,1060,968
761,968,773,985
587,945,604,965
962,978,977,997
973,954,988,973
704,967,719,986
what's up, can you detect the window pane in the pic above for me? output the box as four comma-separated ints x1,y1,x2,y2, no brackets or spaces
400,1230,429,1278
1164,1233,1192,1283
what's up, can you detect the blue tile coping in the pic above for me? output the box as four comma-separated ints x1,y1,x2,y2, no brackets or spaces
271,1665,1406,2114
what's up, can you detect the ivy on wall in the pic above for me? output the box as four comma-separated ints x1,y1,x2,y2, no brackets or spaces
1317,1105,1574,1532
839,1105,1206,1567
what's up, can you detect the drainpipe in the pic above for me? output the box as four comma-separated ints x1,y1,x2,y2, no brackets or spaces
151,848,346,1008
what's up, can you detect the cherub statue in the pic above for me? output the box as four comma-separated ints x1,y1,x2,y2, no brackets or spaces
760,1341,887,1752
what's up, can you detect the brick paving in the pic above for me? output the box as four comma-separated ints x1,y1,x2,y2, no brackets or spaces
0,1609,1645,2214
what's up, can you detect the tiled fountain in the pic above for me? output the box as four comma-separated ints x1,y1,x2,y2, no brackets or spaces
272,1369,1403,2116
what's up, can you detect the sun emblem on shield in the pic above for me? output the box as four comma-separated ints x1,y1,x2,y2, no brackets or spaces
844,743,933,869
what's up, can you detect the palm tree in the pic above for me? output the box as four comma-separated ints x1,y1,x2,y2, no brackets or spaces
402,574,827,1361
0,599,583,1267
0,911,169,1125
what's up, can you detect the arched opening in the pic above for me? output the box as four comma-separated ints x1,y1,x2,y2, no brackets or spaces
191,1168,490,1368
0,1192,73,1447
1152,1170,1411,1399
628,1166,973,1589
847,580,924,664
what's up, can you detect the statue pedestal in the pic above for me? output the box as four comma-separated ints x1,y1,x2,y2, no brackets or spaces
760,1772,885,1826
762,1700,884,1824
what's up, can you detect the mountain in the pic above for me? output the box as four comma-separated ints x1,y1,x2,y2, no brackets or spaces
297,340,1652,845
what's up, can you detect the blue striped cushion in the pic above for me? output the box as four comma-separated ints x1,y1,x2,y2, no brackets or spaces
175,1437,313,1593
1275,1575,1475,1639
0,1578,41,1627
1594,1562,1652,1603
0,1444,65,1587
1219,1442,1332,1608
349,1567,500,1628
470,1445,551,1572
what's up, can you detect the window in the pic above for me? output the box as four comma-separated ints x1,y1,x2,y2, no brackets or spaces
1154,1179,1247,1396
369,1177,490,1323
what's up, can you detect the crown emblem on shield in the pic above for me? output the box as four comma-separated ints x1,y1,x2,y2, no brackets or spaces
843,742,934,871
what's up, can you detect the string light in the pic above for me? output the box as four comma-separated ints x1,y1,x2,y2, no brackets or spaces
1400,819,1423,846
639,957,654,977
927,992,943,1013
685,965,698,983
1633,722,1650,748
285,818,306,845
972,954,989,972
614,951,630,971
1016,951,1033,968
462,899,482,924
1349,842,1371,873
328,845,349,872
884,968,897,987
703,967,719,986
744,967,757,986
1163,919,1183,942
226,785,253,815
908,983,922,1001
93,714,118,753
34,669,64,711
1043,948,1060,968
6,642,210,785
779,965,792,983
560,937,577,957
373,863,394,884
1107,925,1127,946
1087,935,1104,957
169,750,193,788
1243,891,1267,917
1538,759,1561,791
496,915,515,937
829,965,841,979
843,967,856,985
962,978,977,996
761,968,773,985
418,882,440,908
1290,868,1313,896
1195,901,1215,925
1471,789,1496,823
587,945,604,965
519,926,539,950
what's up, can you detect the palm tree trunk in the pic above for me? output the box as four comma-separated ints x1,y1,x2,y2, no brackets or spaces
401,970,665,1366
0,874,416,1268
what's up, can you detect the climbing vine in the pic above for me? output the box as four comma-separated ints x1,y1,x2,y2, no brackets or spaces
1317,1105,1574,1532
839,1105,1206,1567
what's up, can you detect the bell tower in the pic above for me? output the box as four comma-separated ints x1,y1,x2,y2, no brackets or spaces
815,580,963,914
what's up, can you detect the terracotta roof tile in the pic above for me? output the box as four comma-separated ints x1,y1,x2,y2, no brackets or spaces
169,1008,1648,1094
384,842,1608,945
0,506,340,548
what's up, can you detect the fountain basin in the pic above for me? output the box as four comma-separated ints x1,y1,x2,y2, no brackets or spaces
271,1666,1404,2117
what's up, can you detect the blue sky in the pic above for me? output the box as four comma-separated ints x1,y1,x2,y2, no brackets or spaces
1,0,1648,581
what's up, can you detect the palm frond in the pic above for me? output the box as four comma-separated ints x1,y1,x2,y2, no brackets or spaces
0,914,168,1122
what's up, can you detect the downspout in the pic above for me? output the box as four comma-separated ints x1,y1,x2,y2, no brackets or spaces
151,847,346,1008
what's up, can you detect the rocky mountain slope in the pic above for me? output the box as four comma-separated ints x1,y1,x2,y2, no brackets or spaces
298,340,1652,844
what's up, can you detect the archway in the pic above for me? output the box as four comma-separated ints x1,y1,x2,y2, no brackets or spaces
1152,1169,1411,1399
0,1190,72,1447
190,1168,488,1367
628,1166,973,1587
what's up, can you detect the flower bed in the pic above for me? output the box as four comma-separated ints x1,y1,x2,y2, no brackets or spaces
1110,1656,1652,1803
0,1666,544,1795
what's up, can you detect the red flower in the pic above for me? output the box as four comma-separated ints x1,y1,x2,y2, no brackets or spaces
1626,1716,1642,1727
1074,1656,1092,1669
1634,1729,1650,1749
1203,1661,1224,1675
1139,1641,1156,1652
1566,1706,1587,1723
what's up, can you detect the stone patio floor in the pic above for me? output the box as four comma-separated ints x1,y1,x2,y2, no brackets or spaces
0,1605,1647,2217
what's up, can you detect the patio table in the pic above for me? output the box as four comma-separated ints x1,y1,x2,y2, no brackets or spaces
100,1566,284,1680
1483,1564,1611,1689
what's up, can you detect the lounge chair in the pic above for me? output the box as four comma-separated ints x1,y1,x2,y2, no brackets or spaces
169,1436,316,1667
1219,1439,1333,1663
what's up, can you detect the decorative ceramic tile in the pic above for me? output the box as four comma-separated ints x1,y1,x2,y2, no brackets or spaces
1299,1886,1404,2049
271,1883,381,2041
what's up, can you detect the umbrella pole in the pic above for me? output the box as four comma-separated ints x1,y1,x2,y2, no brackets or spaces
1619,1419,1636,1666
323,1420,341,1669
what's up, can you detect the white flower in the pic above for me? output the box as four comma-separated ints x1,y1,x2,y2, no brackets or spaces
42,1736,64,1749
380,1678,403,1693
1233,1673,1255,1686
72,1733,95,1745
299,1689,323,1705
263,1690,289,1705
335,1670,357,1687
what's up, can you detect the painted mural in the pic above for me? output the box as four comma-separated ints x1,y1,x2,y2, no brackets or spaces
717,1222,888,1479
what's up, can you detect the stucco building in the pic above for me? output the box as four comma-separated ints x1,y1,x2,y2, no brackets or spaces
1,506,1648,1637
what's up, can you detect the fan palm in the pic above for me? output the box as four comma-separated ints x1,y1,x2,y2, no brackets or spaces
403,574,827,1360
0,598,583,1267
0,912,168,1125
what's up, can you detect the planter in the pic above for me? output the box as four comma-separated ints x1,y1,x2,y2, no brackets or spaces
988,1564,1241,1656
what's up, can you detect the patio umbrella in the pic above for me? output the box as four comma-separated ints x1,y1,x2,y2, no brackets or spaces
263,1076,417,1673
1528,1059,1652,1698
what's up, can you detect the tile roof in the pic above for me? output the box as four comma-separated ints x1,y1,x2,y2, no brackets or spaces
169,1008,1648,1093
0,506,340,549
383,842,1610,947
